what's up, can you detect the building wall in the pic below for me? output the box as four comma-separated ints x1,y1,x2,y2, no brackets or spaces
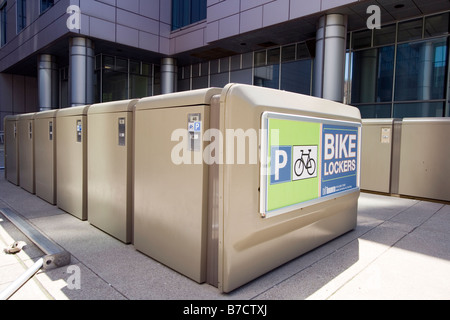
77,0,171,54
0,73,38,132
0,0,68,72
1,0,449,122
169,0,358,53
348,12,450,118
1,0,360,72
0,0,172,120
0,0,172,73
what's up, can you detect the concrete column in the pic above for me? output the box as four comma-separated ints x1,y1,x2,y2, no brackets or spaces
314,14,347,102
418,41,434,101
161,57,177,94
38,54,58,111
70,37,94,107
418,41,434,115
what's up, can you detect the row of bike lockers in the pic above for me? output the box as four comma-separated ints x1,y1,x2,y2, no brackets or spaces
360,118,450,202
3,83,362,293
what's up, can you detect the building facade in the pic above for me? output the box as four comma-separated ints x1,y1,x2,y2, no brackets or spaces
0,0,449,131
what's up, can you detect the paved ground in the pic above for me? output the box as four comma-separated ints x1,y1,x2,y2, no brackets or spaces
1,169,449,301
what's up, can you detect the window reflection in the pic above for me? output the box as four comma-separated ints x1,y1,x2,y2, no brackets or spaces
349,11,449,119
351,46,394,104
395,39,447,102
95,55,156,103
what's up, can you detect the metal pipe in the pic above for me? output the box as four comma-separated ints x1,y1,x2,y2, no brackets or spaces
0,258,44,300
0,208,71,270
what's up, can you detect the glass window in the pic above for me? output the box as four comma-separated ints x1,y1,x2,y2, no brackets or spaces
103,55,115,70
210,72,229,88
177,66,184,80
142,63,151,76
0,2,6,46
130,74,152,99
297,42,311,60
192,75,208,89
393,102,444,118
210,60,219,75
94,70,100,103
95,55,101,71
357,104,392,119
40,0,54,14
97,55,156,102
116,58,128,73
190,0,206,24
281,45,296,62
153,65,161,96
178,78,190,92
242,52,253,69
230,68,252,85
373,24,396,47
172,0,207,30
230,55,241,71
130,60,140,75
201,62,208,76
254,65,279,89
394,39,447,101
17,0,26,32
192,63,200,77
425,13,450,38
280,60,312,95
182,65,191,78
352,30,372,50
267,48,280,65
398,18,423,42
351,46,395,104
61,67,70,108
219,57,229,73
102,71,128,102
254,50,266,67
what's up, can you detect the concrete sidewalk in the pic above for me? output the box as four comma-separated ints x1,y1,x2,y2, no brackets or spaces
1,170,449,300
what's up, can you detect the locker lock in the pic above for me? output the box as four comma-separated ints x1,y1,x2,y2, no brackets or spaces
188,113,201,152
118,118,126,146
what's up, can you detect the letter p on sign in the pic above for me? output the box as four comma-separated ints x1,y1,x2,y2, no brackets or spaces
270,146,292,184
275,149,288,180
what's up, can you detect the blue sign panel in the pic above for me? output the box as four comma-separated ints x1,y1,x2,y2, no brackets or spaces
321,124,359,197
188,121,202,133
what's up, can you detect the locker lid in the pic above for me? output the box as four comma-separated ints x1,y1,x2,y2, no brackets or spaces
18,113,36,121
4,115,21,121
402,117,450,125
88,99,139,115
362,119,395,125
135,88,222,111
221,83,361,122
56,105,90,118
35,110,59,119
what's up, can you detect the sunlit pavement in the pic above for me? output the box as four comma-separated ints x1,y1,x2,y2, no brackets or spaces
1,169,449,300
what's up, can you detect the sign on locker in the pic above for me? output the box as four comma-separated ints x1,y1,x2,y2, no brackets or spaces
261,112,361,218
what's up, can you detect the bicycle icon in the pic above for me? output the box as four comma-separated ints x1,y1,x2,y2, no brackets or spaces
293,146,317,180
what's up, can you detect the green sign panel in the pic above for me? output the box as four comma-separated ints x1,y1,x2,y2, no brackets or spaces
260,112,361,218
